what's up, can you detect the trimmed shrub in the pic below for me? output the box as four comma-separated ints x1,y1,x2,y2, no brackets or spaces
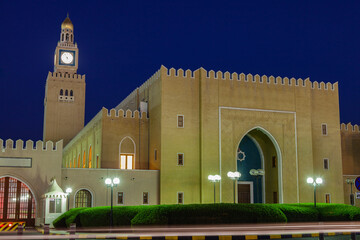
53,207,87,228
80,206,148,227
316,204,360,221
274,204,319,222
131,204,287,225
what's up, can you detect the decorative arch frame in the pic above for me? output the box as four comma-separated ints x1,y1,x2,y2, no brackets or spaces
73,188,94,208
0,174,38,220
236,126,283,203
119,136,136,169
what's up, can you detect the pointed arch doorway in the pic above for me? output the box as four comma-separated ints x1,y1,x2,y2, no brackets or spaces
0,177,36,226
237,127,282,204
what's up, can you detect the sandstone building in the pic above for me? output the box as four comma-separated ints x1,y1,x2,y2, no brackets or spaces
0,16,358,226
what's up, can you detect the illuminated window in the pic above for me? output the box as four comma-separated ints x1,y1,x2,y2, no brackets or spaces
177,115,184,128
83,151,86,168
88,146,92,168
143,192,149,204
321,124,327,136
325,194,331,203
96,155,99,168
177,192,184,204
323,158,329,170
118,192,124,204
177,153,184,166
73,158,76,168
75,189,92,208
120,154,134,169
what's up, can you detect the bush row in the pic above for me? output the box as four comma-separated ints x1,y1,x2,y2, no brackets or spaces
53,203,360,228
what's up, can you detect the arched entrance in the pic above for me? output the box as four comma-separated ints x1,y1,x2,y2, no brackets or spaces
75,189,92,208
0,177,36,226
237,128,282,204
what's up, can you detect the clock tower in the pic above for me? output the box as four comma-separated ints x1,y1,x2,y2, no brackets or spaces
43,15,86,146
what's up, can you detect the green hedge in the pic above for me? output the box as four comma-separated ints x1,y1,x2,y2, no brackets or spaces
53,203,360,228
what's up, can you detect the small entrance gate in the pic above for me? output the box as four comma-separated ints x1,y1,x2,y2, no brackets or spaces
0,177,35,226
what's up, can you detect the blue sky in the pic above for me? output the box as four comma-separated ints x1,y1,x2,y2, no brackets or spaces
0,0,359,140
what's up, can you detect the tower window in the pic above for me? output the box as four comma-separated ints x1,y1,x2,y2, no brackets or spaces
71,34,73,42
66,33,69,41
65,90,68,96
323,158,329,170
272,156,277,168
321,124,327,136
61,34,64,42
70,90,73,96
177,153,184,166
60,89,63,95
177,115,184,128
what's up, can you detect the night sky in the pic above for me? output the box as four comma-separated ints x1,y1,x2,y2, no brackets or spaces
1,1,359,141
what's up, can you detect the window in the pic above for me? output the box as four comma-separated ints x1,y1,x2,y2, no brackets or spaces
75,189,92,208
177,153,184,166
178,192,184,204
49,199,62,213
177,115,184,128
323,158,329,170
77,154,80,168
272,156,277,168
120,154,134,169
83,151,86,168
143,192,149,204
70,90,73,96
60,89,63,95
118,192,124,204
154,149,157,161
321,124,327,136
325,194,331,203
65,90,68,96
97,155,99,168
89,146,92,168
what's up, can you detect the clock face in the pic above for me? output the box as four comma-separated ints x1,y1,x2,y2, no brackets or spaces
60,52,74,64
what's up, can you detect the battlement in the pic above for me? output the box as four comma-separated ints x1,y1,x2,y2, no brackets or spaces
0,139,63,152
163,66,337,91
102,107,148,119
47,71,85,81
341,123,360,133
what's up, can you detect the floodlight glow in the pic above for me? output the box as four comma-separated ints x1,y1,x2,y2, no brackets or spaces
307,177,314,184
227,172,234,178
66,188,72,193
315,178,323,184
113,178,120,185
208,175,214,181
234,172,241,178
257,169,265,175
214,175,221,181
105,178,112,185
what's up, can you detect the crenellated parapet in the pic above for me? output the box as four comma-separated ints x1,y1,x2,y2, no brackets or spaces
0,139,63,152
47,71,85,82
163,66,338,91
341,123,360,133
102,107,148,119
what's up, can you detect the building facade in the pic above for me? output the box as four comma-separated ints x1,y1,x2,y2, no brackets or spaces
0,16,359,227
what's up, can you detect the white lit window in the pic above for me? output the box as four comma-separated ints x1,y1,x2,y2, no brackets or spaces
120,154,134,169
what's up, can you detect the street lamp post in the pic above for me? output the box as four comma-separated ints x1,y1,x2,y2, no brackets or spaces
227,171,241,203
346,178,355,206
249,169,265,203
208,175,221,203
105,177,120,227
65,188,72,211
307,177,323,207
